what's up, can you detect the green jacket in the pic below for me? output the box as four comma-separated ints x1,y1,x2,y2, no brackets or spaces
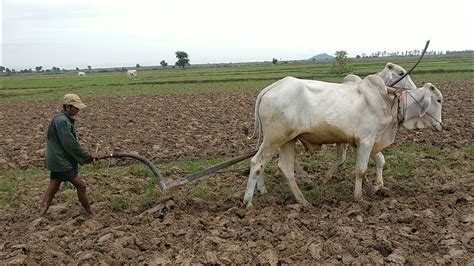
44,111,91,172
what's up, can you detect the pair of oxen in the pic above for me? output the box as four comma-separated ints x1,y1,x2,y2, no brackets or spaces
243,63,443,208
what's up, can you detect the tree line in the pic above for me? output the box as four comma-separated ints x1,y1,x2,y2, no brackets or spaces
1,51,191,75
354,49,473,59
1,49,471,75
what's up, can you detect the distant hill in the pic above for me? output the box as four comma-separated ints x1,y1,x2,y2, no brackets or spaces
309,53,335,61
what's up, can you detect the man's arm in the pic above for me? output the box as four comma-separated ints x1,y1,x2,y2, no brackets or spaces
56,121,92,165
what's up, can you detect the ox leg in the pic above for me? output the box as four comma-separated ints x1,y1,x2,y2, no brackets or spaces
324,143,348,181
256,172,267,194
372,152,385,191
294,158,310,182
278,140,309,206
354,141,373,200
243,146,278,209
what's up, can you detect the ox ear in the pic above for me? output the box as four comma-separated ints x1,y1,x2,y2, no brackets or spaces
419,94,431,117
386,63,394,70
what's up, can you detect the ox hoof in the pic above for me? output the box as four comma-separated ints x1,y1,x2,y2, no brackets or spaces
300,199,310,206
258,187,268,195
374,186,390,197
354,194,364,202
245,202,253,209
243,197,253,209
373,184,384,192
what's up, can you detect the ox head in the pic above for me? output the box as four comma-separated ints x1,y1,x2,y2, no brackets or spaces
402,83,443,131
378,63,417,90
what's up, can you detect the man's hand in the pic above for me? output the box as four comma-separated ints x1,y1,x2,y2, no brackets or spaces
86,153,99,164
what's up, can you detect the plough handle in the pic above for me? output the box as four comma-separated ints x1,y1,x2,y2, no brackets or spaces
97,152,166,192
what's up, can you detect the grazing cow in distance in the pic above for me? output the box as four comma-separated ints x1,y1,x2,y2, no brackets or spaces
78,71,87,77
243,74,443,208
127,69,137,78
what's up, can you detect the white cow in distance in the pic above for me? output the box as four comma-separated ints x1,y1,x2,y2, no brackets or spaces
243,75,443,208
78,71,87,77
127,69,137,78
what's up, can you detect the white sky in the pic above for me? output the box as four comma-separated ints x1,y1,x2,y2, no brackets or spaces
1,0,473,70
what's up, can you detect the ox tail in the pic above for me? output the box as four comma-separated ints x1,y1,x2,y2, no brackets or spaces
243,98,262,146
243,82,276,148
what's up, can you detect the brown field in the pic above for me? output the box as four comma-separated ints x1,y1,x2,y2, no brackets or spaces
0,82,472,264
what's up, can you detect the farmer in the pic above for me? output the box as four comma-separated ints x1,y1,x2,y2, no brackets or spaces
39,94,97,217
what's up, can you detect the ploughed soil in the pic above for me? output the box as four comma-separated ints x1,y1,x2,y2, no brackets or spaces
0,82,472,264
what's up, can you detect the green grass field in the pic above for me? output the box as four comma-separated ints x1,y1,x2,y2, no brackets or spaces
1,55,472,102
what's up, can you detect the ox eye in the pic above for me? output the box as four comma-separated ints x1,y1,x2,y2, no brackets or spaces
399,72,404,76
437,99,441,103
431,86,435,90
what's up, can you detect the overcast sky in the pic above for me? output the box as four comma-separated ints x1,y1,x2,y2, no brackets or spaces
1,0,473,70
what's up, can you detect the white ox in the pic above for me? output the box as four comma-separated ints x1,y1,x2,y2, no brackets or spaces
267,63,417,186
78,71,87,77
127,69,137,78
321,63,417,184
243,75,443,208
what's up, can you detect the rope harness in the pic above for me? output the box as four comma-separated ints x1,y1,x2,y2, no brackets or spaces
387,86,443,127
405,89,443,127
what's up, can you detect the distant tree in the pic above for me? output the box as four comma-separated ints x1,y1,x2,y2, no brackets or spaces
330,50,352,74
35,66,43,72
356,55,361,59
160,60,168,67
6,68,12,74
76,67,80,71
87,66,92,71
175,51,190,68
272,58,278,65
136,64,141,68
0,66,5,72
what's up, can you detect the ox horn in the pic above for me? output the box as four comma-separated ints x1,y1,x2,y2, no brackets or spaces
388,40,430,88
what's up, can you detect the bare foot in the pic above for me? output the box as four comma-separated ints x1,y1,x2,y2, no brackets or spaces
38,206,48,217
86,210,95,218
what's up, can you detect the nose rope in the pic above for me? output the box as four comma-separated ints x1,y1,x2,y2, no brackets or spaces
405,90,443,126
388,87,405,124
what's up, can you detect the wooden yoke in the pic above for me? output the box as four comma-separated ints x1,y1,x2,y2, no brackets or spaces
386,86,403,97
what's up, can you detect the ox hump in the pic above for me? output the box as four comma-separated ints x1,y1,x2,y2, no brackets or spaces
359,75,386,94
